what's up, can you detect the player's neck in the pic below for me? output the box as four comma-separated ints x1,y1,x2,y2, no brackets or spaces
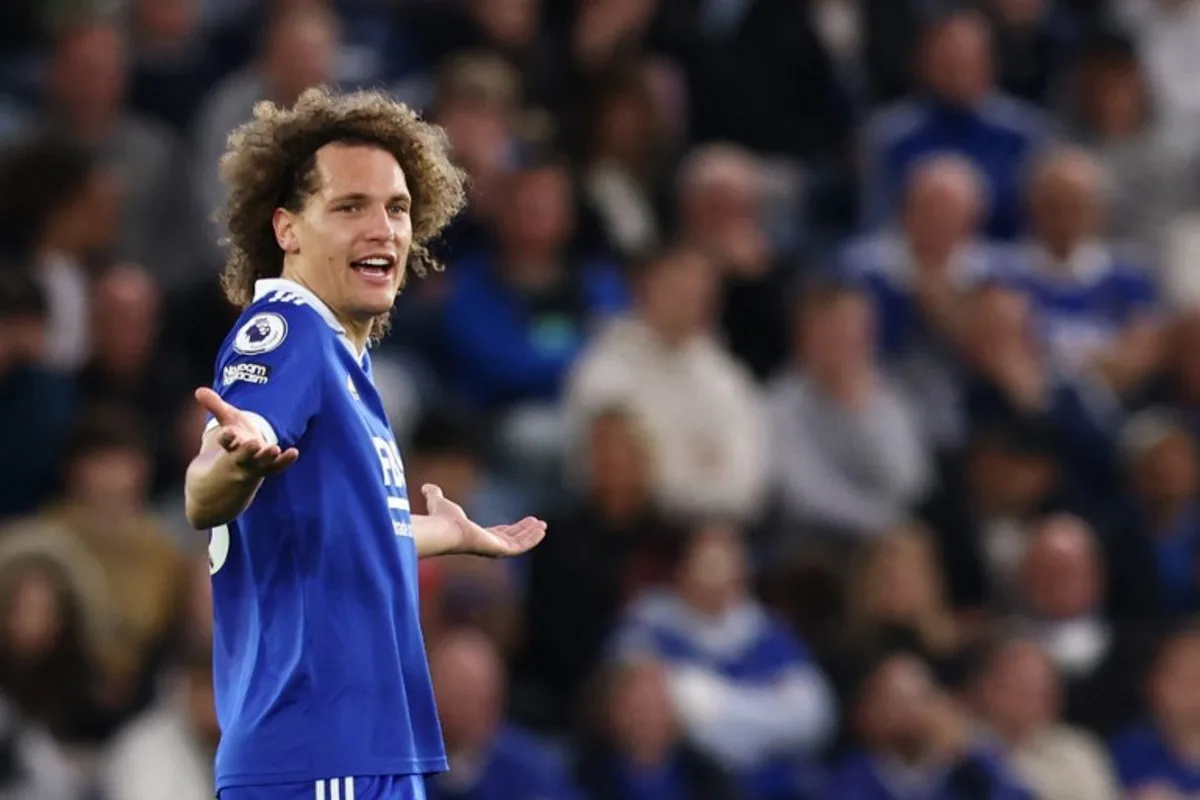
278,269,370,357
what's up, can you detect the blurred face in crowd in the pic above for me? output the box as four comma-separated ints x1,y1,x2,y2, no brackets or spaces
65,444,152,514
49,167,122,259
988,0,1045,28
1133,429,1199,510
801,290,874,377
0,312,48,375
438,95,513,182
470,0,540,49
1029,152,1106,260
1021,516,1101,620
3,568,66,662
678,152,767,272
1080,60,1148,140
902,160,985,262
410,451,480,518
90,265,160,380
594,70,660,168
921,13,994,107
606,659,678,763
977,641,1060,743
430,630,504,754
1151,633,1200,737
500,165,575,266
674,526,746,616
857,531,943,627
134,0,197,49
274,143,413,324
967,438,1058,516
587,410,652,515
857,654,940,760
637,249,719,344
265,7,339,107
50,24,128,126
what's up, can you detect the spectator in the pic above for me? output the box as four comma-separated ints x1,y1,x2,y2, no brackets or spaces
0,134,120,371
428,51,525,265
1073,30,1200,278
840,153,999,450
425,629,580,800
1103,409,1200,618
920,415,1092,614
768,280,929,541
439,158,629,413
1111,625,1200,797
100,640,218,800
861,9,1054,240
1012,146,1162,395
127,0,229,135
0,270,76,520
575,657,742,800
43,17,190,282
515,406,679,731
1012,515,1152,735
675,144,795,381
2,407,190,729
971,638,1120,800
578,58,674,262
566,247,768,523
827,650,1033,799
609,525,836,799
840,525,972,683
0,528,115,745
960,282,1119,502
193,1,342,242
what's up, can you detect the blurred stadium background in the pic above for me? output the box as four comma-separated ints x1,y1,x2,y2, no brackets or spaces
6,0,1200,797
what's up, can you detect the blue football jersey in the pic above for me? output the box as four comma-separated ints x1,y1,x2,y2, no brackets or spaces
204,278,447,790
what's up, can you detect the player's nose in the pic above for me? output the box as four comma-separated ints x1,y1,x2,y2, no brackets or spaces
363,204,395,241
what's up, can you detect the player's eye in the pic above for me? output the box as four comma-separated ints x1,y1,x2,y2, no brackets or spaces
337,203,360,213
388,203,409,216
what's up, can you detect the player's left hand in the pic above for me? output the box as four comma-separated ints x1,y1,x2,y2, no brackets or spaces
421,484,547,558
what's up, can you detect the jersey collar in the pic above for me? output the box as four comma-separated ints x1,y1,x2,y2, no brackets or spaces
253,278,370,364
254,278,345,333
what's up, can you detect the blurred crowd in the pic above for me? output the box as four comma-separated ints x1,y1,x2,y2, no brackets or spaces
6,0,1200,798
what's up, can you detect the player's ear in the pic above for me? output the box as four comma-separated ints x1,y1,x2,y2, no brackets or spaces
273,208,299,253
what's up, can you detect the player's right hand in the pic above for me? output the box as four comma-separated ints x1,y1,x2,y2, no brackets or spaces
195,387,300,477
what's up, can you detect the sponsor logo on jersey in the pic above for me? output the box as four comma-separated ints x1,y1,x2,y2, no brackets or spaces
222,362,271,386
233,312,288,355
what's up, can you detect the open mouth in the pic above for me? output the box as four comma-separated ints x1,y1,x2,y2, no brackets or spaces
350,254,397,280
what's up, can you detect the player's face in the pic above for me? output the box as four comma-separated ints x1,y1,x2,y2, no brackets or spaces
282,143,413,323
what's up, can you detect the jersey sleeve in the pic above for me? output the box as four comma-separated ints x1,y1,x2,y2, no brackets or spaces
207,304,324,448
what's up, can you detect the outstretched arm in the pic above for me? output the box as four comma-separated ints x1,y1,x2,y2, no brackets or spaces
185,388,299,529
412,485,546,559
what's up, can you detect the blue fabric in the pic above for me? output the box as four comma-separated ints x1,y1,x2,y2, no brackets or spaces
206,280,446,790
220,775,427,800
423,727,581,800
1111,725,1200,794
861,96,1054,240
438,258,629,410
826,749,1033,800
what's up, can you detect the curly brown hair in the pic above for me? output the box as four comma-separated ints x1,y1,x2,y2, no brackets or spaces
216,86,467,342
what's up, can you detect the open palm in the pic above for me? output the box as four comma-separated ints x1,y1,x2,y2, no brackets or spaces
421,484,546,558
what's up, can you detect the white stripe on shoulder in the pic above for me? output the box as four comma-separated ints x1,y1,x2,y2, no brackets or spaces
315,779,326,800
331,776,341,800
344,777,355,800
202,409,277,446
